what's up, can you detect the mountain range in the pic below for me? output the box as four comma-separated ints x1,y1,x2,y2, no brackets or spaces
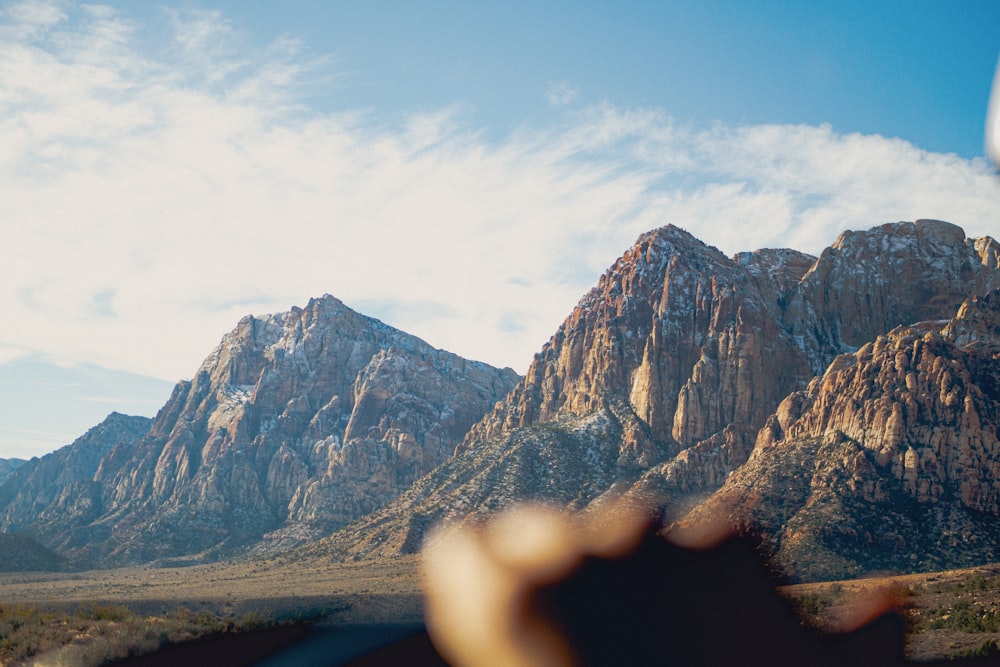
3,218,999,581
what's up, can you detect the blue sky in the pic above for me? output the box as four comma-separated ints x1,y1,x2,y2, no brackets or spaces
130,0,999,158
1,0,999,458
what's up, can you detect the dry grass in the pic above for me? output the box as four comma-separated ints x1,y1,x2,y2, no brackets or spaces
781,562,1000,661
0,603,277,666
0,555,422,666
9,551,1000,664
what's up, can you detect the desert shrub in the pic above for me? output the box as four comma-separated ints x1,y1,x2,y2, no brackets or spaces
795,591,828,616
77,603,132,621
929,600,1000,633
0,603,294,667
952,640,1000,659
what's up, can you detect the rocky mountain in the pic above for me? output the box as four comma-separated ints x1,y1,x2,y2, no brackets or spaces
0,459,26,485
11,296,518,566
6,219,998,580
682,289,1000,581
0,413,152,558
314,220,1000,563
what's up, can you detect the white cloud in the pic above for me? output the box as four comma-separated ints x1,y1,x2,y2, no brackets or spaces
0,345,30,364
1,3,998,384
988,56,1000,169
546,80,579,107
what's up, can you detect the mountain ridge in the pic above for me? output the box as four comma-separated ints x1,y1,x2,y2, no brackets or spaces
4,219,1000,581
1,296,518,567
310,219,1000,572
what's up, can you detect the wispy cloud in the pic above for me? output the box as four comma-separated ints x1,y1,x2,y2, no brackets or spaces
1,2,998,381
0,344,30,365
81,395,164,406
546,81,579,107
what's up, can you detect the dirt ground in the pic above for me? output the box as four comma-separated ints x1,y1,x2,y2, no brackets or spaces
0,554,424,623
782,562,1000,662
5,553,1000,663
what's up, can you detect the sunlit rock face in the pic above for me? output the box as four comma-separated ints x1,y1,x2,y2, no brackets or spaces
318,220,1000,561
8,220,1000,574
687,289,1000,581
23,296,518,566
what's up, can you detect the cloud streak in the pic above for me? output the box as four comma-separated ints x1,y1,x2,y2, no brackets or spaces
1,1,998,383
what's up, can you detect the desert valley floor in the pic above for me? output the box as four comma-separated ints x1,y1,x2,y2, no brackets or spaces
5,554,1000,664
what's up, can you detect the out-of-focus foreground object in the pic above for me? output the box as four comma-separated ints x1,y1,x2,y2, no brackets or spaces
421,503,912,667
988,55,1000,168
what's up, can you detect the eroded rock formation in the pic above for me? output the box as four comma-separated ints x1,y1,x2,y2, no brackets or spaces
7,296,517,566
318,220,1000,562
686,290,1000,580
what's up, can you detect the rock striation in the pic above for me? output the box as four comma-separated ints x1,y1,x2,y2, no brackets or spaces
0,296,517,566
0,413,151,557
683,289,1000,580
317,220,1000,561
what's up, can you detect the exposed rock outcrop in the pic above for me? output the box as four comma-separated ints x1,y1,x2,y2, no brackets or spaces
318,220,1000,561
0,413,151,559
685,290,1000,580
45,296,518,565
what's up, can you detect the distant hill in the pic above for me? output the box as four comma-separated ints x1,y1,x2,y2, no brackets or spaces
0,412,152,566
0,459,26,485
0,532,64,572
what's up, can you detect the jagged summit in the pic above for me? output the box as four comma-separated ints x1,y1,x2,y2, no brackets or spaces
0,459,26,485
316,219,1000,564
2,297,518,566
5,220,999,579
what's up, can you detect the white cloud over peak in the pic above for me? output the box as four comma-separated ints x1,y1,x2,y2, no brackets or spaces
1,2,998,383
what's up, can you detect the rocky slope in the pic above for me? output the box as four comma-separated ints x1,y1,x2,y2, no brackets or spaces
0,459,26,485
0,413,152,553
315,220,1000,561
29,296,518,566
683,289,1000,581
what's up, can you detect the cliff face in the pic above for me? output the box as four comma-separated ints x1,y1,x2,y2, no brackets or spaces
14,296,518,566
9,219,999,575
465,221,999,474
460,226,818,464
686,290,1000,580
0,413,151,556
318,220,1000,561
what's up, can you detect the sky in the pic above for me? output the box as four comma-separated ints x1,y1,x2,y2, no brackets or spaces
1,0,999,459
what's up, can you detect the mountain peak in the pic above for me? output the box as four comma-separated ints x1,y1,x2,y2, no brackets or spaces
42,295,519,566
8,220,1000,578
324,219,1000,564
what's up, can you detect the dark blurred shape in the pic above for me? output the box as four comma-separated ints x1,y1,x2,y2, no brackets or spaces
416,504,1000,667
528,530,904,667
